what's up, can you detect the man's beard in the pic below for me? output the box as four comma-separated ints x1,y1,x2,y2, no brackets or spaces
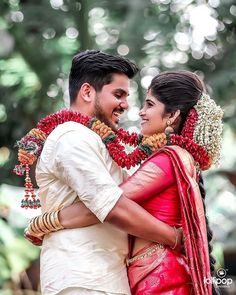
94,97,118,132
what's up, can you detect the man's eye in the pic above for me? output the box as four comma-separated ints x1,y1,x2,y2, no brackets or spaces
115,94,122,99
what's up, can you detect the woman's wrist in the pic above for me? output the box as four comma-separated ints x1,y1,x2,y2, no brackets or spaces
27,210,64,236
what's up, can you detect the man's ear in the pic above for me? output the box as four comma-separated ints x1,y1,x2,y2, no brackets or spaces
80,83,95,102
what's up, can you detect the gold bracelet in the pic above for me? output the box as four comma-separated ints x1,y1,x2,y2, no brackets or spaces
45,212,54,230
28,216,43,236
34,215,43,234
49,212,58,230
170,226,178,250
42,212,52,232
52,210,64,230
39,214,50,234
27,218,38,236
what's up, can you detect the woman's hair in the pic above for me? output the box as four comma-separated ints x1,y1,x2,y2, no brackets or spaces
199,175,221,295
148,70,205,133
149,70,219,293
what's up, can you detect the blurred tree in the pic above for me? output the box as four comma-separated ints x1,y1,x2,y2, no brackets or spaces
0,0,235,187
0,0,236,292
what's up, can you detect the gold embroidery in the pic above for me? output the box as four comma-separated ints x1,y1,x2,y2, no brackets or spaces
126,243,165,266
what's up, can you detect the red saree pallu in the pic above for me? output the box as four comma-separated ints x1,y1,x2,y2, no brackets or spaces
164,146,212,295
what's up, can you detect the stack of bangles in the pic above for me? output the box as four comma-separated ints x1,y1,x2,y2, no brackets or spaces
27,210,64,237
27,212,181,250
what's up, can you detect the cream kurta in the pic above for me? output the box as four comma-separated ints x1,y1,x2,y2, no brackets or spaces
36,122,130,295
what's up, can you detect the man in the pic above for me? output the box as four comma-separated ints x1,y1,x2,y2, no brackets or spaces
26,50,178,295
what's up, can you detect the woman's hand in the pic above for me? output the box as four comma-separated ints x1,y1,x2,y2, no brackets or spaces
24,229,44,246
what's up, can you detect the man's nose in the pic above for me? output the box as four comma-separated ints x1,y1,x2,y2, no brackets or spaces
119,98,129,110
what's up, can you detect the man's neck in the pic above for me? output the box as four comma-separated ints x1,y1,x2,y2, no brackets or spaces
70,105,93,118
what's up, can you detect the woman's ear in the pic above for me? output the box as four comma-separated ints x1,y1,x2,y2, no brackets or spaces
173,109,181,121
169,110,181,131
168,109,181,124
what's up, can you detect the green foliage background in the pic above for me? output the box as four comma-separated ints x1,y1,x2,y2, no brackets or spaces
0,0,236,293
0,0,236,186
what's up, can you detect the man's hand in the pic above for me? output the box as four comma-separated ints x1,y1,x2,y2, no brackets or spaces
24,229,44,246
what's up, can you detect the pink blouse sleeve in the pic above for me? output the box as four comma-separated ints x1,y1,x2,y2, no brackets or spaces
119,152,176,203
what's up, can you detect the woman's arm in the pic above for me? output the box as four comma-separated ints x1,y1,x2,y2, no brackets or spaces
59,153,175,228
59,201,99,228
25,152,176,241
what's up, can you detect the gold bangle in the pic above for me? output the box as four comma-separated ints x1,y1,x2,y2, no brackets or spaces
34,215,43,234
39,214,50,234
49,212,58,231
52,210,64,230
45,212,54,230
170,226,178,250
41,213,51,232
28,216,42,236
32,216,41,233
27,218,37,236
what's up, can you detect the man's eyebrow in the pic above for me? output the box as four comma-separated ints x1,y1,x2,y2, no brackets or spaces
113,88,129,96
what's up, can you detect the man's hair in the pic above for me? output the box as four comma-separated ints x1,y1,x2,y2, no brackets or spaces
69,50,139,104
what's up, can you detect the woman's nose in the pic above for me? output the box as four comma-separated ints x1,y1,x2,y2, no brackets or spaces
139,108,145,117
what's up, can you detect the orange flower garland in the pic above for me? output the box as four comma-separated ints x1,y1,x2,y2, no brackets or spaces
14,108,212,209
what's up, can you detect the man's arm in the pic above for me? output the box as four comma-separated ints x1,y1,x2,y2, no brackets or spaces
58,196,177,246
26,195,178,247
25,130,178,247
106,195,177,246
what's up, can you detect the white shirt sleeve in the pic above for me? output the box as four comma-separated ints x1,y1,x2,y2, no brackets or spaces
53,129,123,222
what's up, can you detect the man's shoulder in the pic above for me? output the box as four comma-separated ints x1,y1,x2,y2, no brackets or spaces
48,121,101,143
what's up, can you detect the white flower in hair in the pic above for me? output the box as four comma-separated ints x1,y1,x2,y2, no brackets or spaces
193,93,224,167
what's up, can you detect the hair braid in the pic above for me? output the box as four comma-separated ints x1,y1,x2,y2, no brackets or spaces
198,174,221,295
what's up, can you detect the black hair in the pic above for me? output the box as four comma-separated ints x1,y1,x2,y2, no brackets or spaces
199,175,221,295
149,71,219,294
69,50,139,104
148,70,205,133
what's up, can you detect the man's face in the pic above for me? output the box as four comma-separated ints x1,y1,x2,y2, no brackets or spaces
94,73,130,131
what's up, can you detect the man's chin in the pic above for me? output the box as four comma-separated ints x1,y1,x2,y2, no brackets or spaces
101,120,118,132
110,121,119,132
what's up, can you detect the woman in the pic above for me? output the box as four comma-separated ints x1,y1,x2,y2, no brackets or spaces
24,71,223,294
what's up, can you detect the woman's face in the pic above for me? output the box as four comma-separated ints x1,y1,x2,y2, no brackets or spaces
139,90,170,136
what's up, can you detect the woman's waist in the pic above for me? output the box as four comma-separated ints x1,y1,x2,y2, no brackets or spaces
131,219,181,256
127,240,188,268
127,241,165,266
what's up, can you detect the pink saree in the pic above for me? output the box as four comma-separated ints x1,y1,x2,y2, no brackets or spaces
120,146,212,295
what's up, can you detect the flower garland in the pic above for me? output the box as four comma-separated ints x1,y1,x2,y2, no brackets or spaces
14,108,211,209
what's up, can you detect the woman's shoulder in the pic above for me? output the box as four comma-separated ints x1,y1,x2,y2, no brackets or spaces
146,148,174,171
